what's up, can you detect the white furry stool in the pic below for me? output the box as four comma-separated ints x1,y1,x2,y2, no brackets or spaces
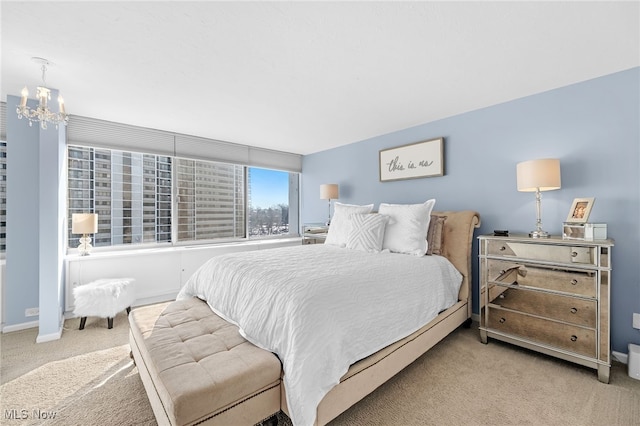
73,278,135,330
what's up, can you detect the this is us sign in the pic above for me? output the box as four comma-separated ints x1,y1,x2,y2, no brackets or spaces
379,137,444,182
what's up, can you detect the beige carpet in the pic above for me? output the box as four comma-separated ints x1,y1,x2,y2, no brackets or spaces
1,311,639,426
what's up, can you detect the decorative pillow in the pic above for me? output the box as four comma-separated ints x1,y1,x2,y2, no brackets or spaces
426,215,447,255
325,202,374,247
346,213,389,253
378,199,436,256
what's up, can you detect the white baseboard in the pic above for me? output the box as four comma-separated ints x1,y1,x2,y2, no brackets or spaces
36,326,63,343
612,351,628,364
2,320,39,333
36,312,65,342
3,312,64,344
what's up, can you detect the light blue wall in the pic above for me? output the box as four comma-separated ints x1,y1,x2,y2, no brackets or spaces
301,67,640,354
6,94,65,339
6,96,40,325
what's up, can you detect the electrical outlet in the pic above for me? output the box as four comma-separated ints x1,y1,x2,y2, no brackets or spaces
633,313,640,330
25,307,39,317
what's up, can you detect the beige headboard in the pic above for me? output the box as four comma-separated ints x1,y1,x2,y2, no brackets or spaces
431,210,481,316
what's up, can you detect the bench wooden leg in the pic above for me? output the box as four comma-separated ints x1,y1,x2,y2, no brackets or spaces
79,317,87,330
108,317,114,329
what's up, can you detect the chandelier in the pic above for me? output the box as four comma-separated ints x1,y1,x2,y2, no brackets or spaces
16,57,69,130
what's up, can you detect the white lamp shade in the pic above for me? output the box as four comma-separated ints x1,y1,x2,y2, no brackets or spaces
517,159,561,192
72,213,98,234
320,184,339,200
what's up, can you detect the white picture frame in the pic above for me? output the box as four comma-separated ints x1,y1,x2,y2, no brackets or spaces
566,197,595,223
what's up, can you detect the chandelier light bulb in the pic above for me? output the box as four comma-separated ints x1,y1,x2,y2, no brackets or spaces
20,86,29,107
58,95,66,114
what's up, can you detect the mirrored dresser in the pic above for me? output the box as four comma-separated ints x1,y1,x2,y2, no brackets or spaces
478,235,614,383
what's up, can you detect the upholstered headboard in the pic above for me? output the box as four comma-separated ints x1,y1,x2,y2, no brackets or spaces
431,210,481,315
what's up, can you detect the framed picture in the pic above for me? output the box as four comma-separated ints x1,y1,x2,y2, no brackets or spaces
566,197,595,223
379,137,444,182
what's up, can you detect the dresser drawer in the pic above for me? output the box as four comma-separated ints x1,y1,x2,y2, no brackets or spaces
488,287,596,327
488,308,596,358
487,240,595,265
487,259,597,297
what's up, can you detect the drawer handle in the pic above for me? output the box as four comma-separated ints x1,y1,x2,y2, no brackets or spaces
570,308,577,314
499,317,506,324
570,335,578,342
570,279,578,285
571,251,578,258
499,246,506,251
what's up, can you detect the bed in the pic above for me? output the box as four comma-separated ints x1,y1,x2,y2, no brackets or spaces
175,208,480,426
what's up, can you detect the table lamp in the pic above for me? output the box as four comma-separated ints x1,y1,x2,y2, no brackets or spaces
516,158,561,238
72,213,98,255
320,184,339,225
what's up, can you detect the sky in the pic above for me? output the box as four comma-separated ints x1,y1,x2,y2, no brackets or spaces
249,167,288,209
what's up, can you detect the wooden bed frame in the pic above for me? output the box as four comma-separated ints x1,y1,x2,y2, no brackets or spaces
282,210,481,425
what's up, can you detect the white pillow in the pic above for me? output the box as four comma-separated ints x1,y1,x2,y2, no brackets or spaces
325,202,374,247
378,199,436,256
346,213,389,253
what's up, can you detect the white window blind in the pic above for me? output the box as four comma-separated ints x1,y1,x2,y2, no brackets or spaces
174,134,249,165
67,115,302,172
248,146,303,173
67,115,175,157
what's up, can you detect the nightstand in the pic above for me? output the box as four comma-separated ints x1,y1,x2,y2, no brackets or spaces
302,223,329,244
478,234,614,383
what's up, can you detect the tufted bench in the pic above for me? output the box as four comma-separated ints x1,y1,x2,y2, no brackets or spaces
128,297,282,426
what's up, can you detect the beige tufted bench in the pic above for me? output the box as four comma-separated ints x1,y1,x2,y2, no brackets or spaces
128,297,282,426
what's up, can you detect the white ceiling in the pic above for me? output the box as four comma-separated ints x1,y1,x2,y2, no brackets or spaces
2,2,638,155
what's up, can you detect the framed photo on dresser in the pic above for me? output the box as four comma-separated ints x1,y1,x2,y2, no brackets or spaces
566,197,595,223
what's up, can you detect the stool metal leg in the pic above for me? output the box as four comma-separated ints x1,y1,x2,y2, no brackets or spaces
79,317,87,330
108,317,114,329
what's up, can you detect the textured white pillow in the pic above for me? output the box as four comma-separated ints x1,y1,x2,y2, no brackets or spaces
325,202,374,247
346,213,389,253
378,199,436,256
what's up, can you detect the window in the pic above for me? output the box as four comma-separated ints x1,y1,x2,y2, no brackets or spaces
0,141,5,253
248,168,291,237
68,146,173,248
67,145,298,250
175,158,245,242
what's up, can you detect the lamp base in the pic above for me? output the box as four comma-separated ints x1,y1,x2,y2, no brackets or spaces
529,229,551,238
78,235,93,256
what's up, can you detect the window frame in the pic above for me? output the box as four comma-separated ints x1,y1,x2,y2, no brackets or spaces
66,144,300,254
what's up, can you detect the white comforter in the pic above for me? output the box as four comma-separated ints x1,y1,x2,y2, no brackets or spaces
177,244,462,426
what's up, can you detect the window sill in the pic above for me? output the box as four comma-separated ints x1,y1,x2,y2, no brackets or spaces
65,237,302,260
